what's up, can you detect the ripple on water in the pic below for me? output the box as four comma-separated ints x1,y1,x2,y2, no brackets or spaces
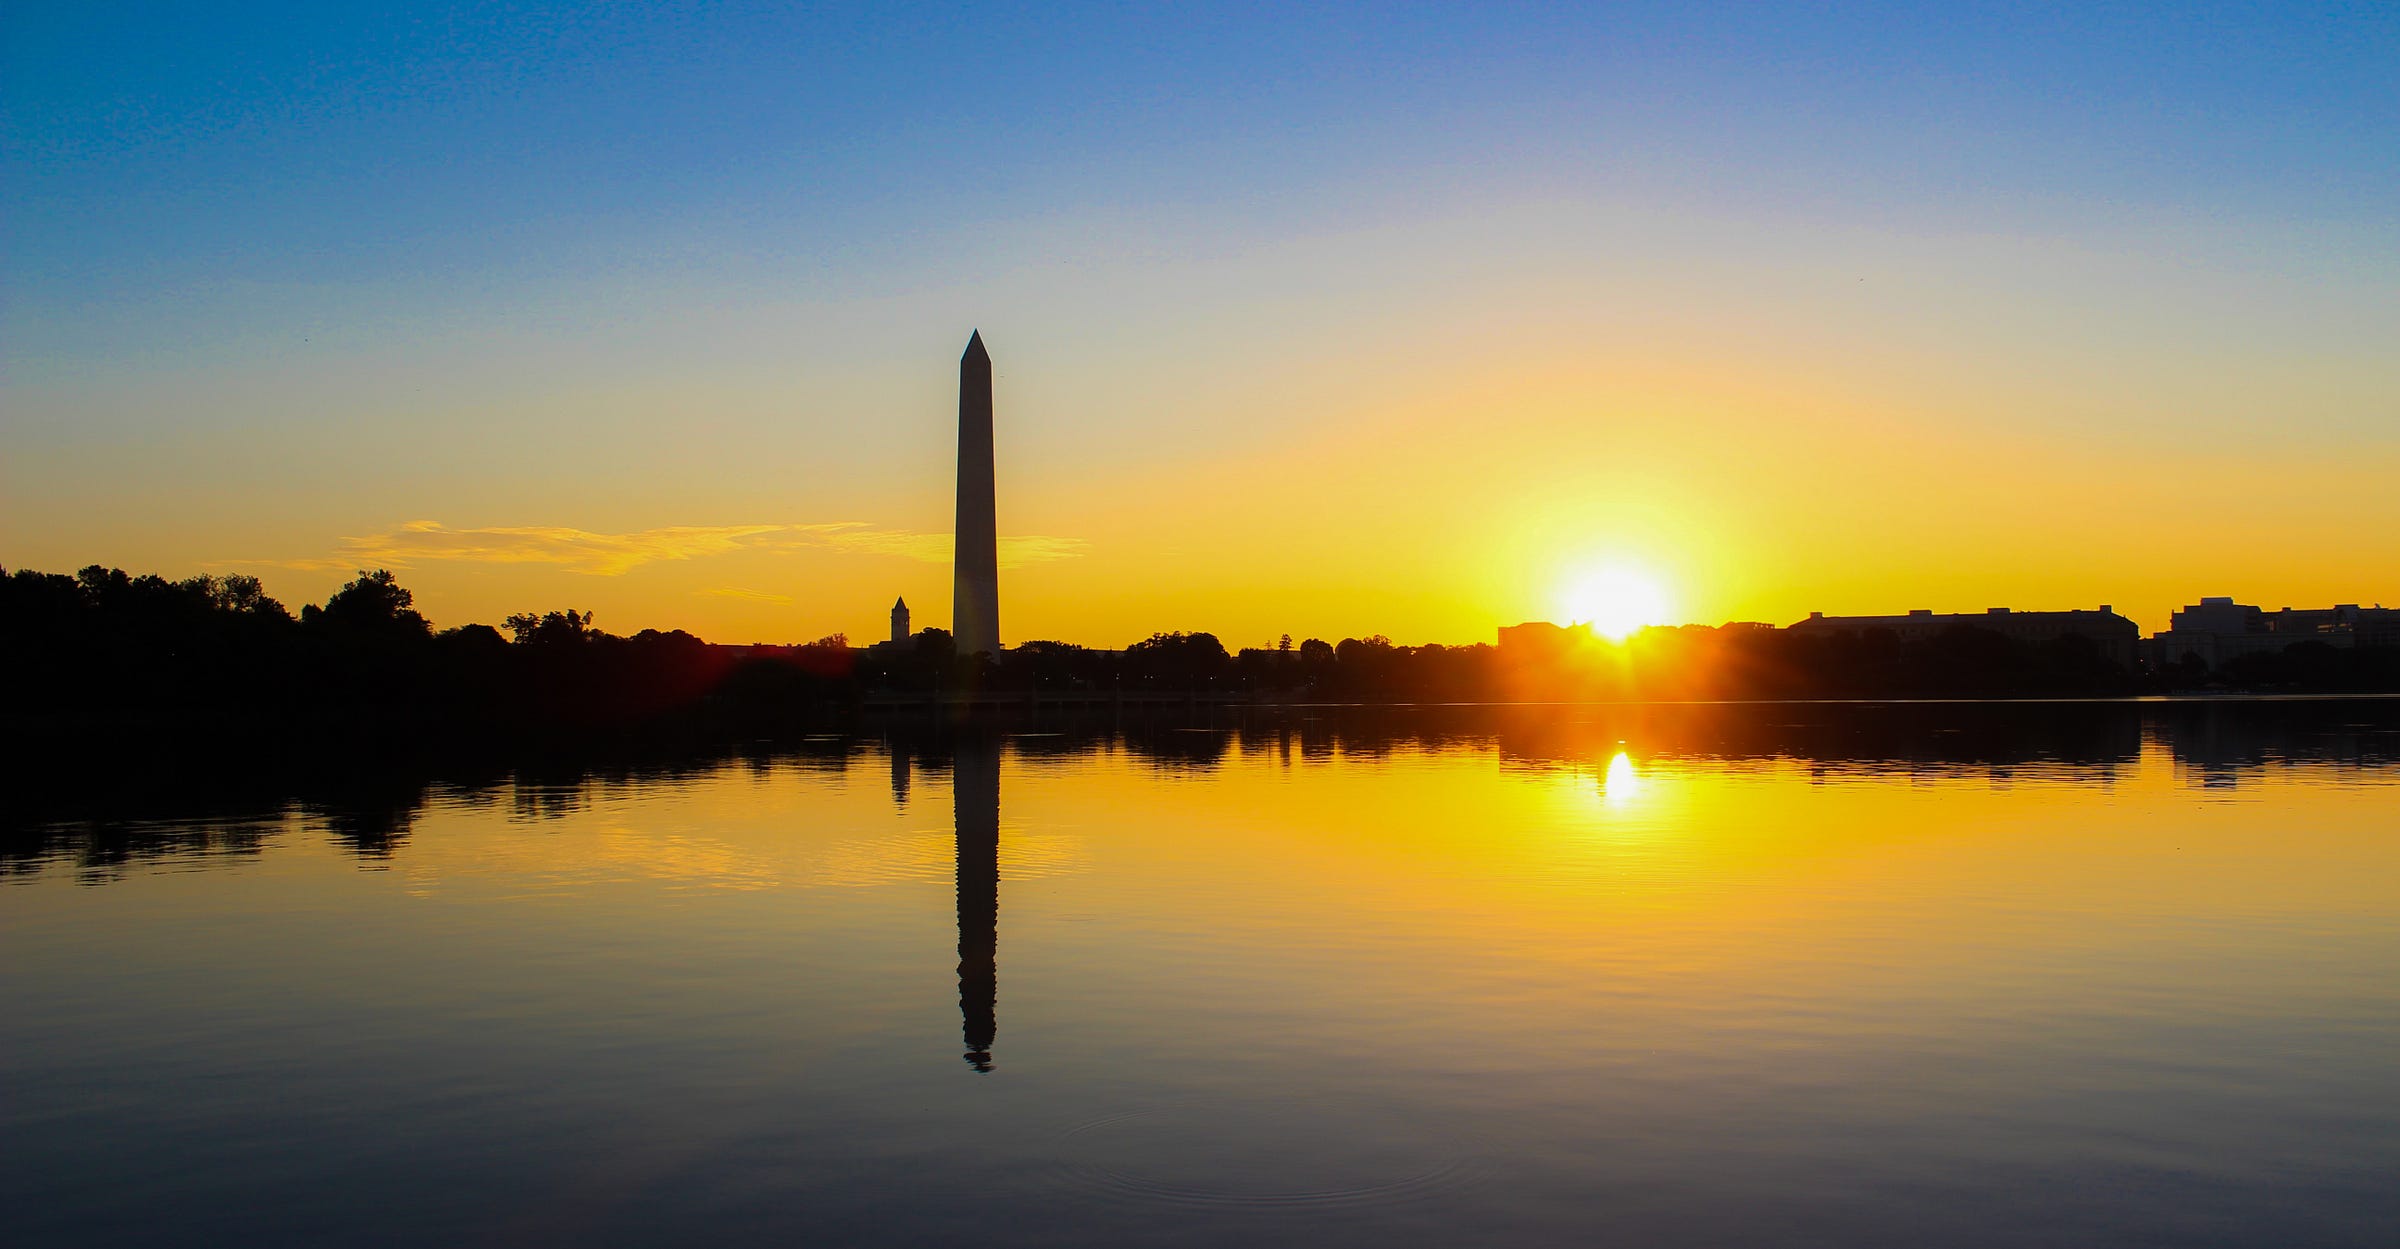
1049,1100,1484,1210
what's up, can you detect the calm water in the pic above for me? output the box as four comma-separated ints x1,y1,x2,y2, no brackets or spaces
6,702,2398,1247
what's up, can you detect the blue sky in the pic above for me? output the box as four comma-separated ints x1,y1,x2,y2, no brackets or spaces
11,2,2392,320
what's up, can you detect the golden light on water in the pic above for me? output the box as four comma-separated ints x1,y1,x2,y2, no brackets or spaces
1560,564,1675,641
1601,750,1643,807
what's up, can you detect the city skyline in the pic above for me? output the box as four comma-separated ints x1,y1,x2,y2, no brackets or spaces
6,5,2397,648
7,320,2389,652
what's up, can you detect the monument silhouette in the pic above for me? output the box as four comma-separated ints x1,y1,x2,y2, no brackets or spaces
953,736,1002,1070
888,596,909,645
952,332,1001,657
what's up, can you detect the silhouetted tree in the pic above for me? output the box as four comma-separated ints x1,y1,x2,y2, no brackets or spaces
504,609,598,645
9,559,2389,731
190,573,289,619
1124,631,1230,687
1009,640,1105,690
304,569,430,639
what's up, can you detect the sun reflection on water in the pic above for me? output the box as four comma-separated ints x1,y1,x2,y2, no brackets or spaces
1601,750,1643,807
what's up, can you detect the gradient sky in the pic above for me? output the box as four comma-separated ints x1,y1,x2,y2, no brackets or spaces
6,2,2396,646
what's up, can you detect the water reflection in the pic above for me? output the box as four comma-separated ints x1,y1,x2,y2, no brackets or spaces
5,701,2400,1248
0,814,282,885
317,775,429,861
7,700,2399,884
954,736,1002,1071
1600,750,1642,807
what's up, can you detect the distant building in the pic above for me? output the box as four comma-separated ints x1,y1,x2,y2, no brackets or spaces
1787,606,2139,668
891,597,910,645
2147,597,2398,670
1498,621,1586,661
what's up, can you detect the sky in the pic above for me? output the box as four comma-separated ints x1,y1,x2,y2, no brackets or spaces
5,2,2397,647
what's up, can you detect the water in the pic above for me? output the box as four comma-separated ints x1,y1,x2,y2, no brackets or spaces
6,702,2398,1247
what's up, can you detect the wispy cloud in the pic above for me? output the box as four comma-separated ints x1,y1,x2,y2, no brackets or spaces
338,520,787,575
995,535,1091,568
218,520,1089,576
220,555,356,573
704,586,796,605
792,523,953,564
786,524,1091,569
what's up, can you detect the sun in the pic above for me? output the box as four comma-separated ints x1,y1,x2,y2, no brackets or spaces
1561,565,1674,641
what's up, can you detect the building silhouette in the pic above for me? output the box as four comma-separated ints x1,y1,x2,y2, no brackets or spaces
2148,596,2400,669
889,596,910,645
1496,620,1586,662
953,332,1001,656
1789,605,2138,668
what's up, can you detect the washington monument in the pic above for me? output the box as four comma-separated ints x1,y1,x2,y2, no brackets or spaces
953,331,1000,656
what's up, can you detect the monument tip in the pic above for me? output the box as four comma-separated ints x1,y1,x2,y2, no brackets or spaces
964,329,986,358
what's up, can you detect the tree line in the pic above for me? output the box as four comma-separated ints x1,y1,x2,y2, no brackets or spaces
7,565,2395,733
1,565,839,728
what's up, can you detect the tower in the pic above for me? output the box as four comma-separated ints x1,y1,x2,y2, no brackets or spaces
890,596,910,645
953,331,1000,656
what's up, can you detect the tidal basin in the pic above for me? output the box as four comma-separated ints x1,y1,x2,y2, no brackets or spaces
6,701,2397,1247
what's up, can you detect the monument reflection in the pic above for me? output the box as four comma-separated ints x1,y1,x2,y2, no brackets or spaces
952,736,1001,1071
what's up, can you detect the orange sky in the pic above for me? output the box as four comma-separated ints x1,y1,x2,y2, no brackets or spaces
9,201,2393,648
8,20,2396,648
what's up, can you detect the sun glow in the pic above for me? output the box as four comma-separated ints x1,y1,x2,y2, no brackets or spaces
1560,565,1674,641
1601,750,1643,807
